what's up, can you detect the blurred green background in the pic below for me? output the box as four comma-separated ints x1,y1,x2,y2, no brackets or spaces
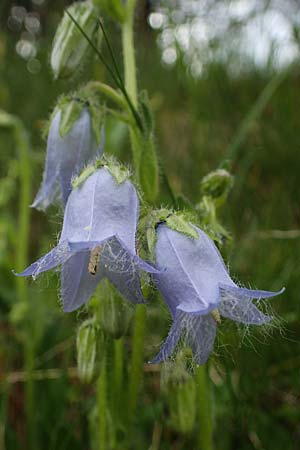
0,0,300,449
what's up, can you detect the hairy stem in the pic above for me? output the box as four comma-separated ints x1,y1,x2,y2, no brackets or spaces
87,81,128,110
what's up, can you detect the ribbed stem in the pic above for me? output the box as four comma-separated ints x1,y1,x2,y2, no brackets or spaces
196,365,214,450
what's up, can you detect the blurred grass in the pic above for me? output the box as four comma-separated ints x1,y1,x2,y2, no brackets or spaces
0,1,300,449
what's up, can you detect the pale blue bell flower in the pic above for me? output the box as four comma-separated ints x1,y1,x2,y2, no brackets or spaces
152,224,285,365
17,168,159,312
32,107,104,211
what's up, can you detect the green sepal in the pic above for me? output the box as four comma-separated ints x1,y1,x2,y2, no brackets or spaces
41,86,106,146
72,164,97,189
53,85,106,144
105,157,131,184
72,156,131,189
165,214,199,240
141,208,172,260
59,99,83,137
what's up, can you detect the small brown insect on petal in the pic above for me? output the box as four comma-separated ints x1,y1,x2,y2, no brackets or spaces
211,308,221,325
88,246,102,275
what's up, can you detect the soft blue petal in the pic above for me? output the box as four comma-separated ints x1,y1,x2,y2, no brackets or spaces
185,313,217,365
32,108,104,211
219,283,285,300
218,284,283,324
60,168,139,251
102,237,147,304
150,313,183,363
67,237,158,306
15,241,70,279
150,310,217,365
61,250,104,312
31,111,62,210
154,224,230,315
59,107,103,205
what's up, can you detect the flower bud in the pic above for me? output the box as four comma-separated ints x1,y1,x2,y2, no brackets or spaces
160,352,196,434
93,279,134,339
51,1,99,79
76,319,104,383
200,169,233,204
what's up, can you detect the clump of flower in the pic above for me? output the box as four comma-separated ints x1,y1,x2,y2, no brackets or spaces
150,219,284,365
17,163,159,312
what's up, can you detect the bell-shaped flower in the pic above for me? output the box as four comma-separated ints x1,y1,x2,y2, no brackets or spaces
16,166,159,312
151,223,284,365
32,106,103,211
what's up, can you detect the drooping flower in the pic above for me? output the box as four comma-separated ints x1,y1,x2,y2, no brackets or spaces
17,165,159,312
151,223,284,365
32,104,104,211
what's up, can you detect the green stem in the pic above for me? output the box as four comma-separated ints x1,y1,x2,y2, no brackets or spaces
97,360,107,450
195,365,214,450
87,81,128,110
121,5,148,434
127,304,146,429
121,0,141,173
